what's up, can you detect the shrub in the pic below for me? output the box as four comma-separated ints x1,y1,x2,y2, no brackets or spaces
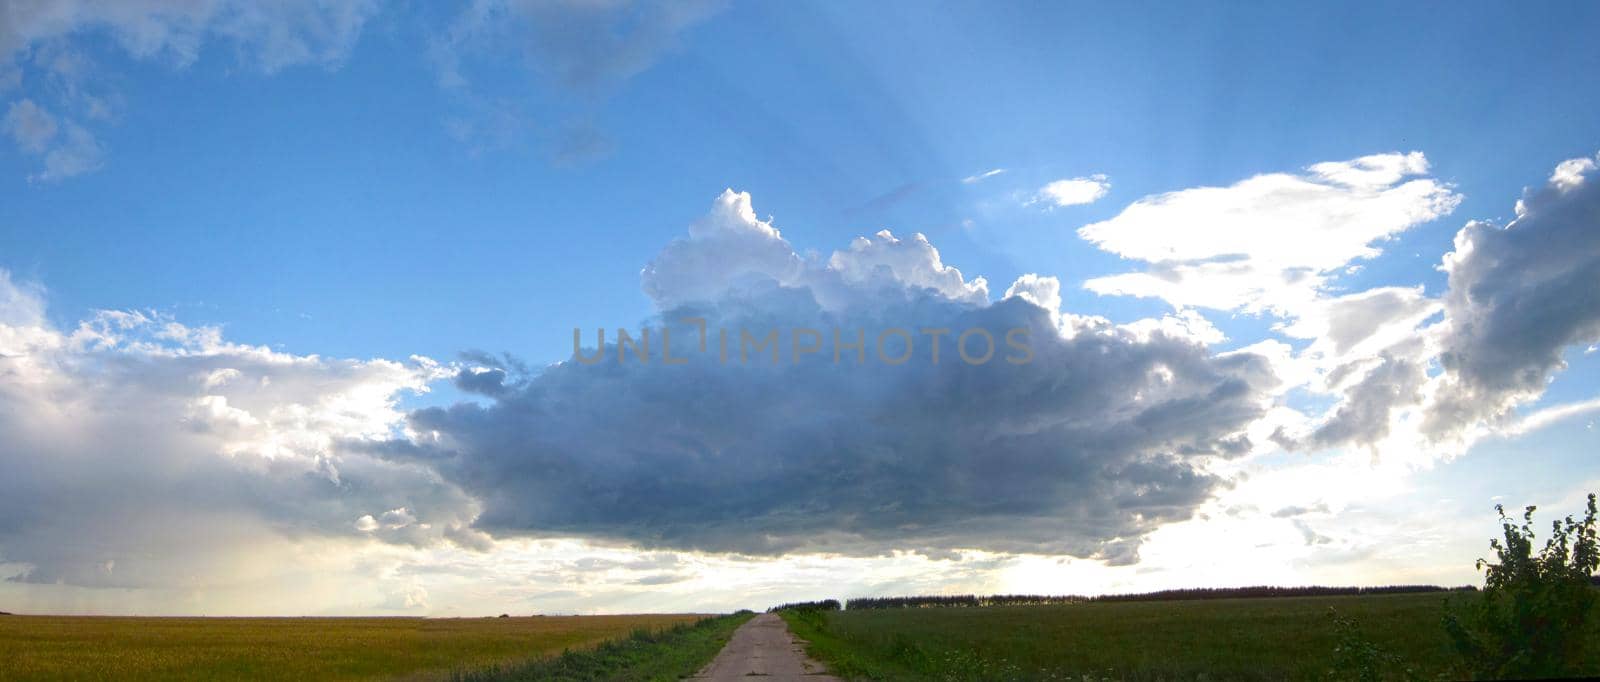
1444,493,1599,678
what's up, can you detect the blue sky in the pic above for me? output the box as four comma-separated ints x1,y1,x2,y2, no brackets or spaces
7,1,1599,363
1,1,1599,615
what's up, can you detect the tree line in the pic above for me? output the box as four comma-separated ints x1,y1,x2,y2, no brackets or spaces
766,599,841,612
769,584,1474,612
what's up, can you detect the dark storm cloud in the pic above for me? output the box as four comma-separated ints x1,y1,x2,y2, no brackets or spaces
1427,154,1600,439
377,191,1275,564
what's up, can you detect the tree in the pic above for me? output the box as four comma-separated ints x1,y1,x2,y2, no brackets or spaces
1444,493,1599,678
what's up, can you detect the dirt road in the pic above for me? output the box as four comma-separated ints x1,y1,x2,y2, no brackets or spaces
689,612,841,681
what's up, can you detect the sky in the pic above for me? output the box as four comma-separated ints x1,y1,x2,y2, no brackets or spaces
1,0,1598,616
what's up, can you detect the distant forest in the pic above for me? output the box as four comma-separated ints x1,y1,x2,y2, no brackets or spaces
770,585,1484,612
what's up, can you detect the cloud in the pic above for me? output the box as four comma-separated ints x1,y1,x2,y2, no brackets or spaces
1503,396,1600,438
0,271,481,588
1278,286,1441,361
827,230,991,306
962,168,1005,184
1033,174,1110,207
2,98,55,153
514,0,722,92
1080,152,1459,316
640,189,807,308
0,1,721,174
378,190,1275,564
1251,153,1600,458
0,0,378,73
0,0,382,180
1426,151,1600,440
1271,503,1329,518
2,96,102,181
430,0,724,159
1284,352,1427,451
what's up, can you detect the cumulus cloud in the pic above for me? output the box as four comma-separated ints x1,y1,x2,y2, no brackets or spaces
379,190,1275,564
1080,152,1459,316
1033,174,1110,207
0,271,480,588
827,230,991,306
1426,151,1600,440
641,188,806,308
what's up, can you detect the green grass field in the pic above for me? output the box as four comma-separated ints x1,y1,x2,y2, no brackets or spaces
0,613,706,681
781,592,1600,681
451,612,754,681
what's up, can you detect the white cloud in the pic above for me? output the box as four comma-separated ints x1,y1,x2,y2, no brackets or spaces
962,168,1006,184
0,271,480,589
643,189,989,309
1119,308,1226,346
826,229,991,306
640,188,806,308
1002,273,1062,315
1502,397,1600,438
1247,152,1600,461
1080,152,1459,316
1549,154,1597,193
1033,174,1110,207
1278,286,1441,361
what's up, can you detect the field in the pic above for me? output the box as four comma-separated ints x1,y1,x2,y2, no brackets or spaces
781,592,1600,681
0,613,706,681
452,612,753,681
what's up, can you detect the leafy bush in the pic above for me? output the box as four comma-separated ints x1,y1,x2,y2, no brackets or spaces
1444,493,1599,679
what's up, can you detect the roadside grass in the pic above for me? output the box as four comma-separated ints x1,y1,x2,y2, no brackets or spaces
781,592,1600,681
449,611,753,682
0,613,704,681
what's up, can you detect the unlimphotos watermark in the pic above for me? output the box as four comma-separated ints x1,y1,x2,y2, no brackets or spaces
574,318,1033,366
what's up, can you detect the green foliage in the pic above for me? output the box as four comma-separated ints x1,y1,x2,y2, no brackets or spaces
1444,493,1600,679
1324,608,1421,682
450,612,752,682
783,593,1488,681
